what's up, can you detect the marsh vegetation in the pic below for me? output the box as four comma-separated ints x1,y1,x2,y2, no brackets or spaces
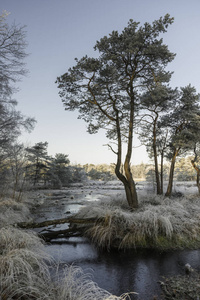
76,186,200,250
0,189,135,299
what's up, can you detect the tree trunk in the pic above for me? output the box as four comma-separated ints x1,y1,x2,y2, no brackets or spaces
191,158,200,194
165,148,179,197
160,130,168,195
197,173,200,194
123,97,138,208
153,116,162,195
160,149,164,194
123,166,138,208
114,109,138,209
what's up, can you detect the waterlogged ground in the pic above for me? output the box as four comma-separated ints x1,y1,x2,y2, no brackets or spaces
29,180,200,299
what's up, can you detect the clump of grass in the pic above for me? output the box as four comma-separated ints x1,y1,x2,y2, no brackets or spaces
0,226,45,255
0,226,52,299
77,194,200,250
52,264,135,300
0,248,52,299
0,198,30,226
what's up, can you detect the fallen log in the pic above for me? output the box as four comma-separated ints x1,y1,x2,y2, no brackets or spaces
38,226,87,242
17,217,97,229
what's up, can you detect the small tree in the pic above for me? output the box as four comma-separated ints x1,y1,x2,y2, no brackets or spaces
56,15,175,208
6,143,29,200
25,142,50,186
50,153,71,187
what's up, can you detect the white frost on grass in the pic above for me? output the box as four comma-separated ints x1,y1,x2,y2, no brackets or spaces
0,227,45,255
0,198,30,226
77,193,200,249
52,264,135,300
0,248,51,299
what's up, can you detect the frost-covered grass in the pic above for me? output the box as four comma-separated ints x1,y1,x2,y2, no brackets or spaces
0,194,133,299
0,197,30,226
77,193,200,250
0,226,52,299
52,265,135,300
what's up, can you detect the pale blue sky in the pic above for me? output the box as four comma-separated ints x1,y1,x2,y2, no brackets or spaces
2,0,200,164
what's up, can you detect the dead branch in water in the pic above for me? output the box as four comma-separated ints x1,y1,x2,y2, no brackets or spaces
17,217,97,229
17,217,99,242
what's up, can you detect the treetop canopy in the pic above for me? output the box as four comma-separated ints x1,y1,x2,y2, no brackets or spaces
56,14,175,135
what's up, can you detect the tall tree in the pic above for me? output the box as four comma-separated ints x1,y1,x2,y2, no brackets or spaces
0,12,35,193
0,12,35,150
164,85,200,197
56,15,175,208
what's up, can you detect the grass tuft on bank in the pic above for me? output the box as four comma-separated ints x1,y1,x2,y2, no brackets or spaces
77,194,200,250
161,268,200,299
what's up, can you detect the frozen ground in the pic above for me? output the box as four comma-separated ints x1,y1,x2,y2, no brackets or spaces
27,179,200,219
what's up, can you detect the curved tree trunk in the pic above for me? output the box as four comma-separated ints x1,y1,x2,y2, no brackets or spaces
165,148,179,197
115,109,138,209
123,98,138,208
123,163,138,208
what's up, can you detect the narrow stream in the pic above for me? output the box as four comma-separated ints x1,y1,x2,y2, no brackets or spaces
45,237,200,299
32,190,200,299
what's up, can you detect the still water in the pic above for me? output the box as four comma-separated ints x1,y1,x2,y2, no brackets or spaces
33,190,200,299
46,237,200,299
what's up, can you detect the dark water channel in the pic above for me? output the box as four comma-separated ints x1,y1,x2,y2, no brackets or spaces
32,190,200,299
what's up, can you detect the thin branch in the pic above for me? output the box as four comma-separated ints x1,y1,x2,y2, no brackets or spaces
103,143,118,155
